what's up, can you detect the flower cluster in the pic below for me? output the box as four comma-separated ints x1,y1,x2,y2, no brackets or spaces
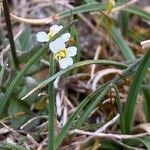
36,25,77,69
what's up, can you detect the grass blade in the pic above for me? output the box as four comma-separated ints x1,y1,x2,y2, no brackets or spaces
124,6,150,21
126,137,150,149
118,0,129,36
111,26,135,61
122,50,150,133
142,85,150,122
11,3,150,25
59,3,150,21
1,142,28,150
60,3,108,18
76,84,111,128
76,83,122,128
0,66,5,87
21,60,128,100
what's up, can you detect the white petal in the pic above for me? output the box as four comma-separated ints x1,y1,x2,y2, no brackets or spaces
36,32,49,42
50,25,63,36
66,46,77,57
58,57,73,69
49,38,65,53
60,33,71,43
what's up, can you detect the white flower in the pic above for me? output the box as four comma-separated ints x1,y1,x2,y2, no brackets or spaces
36,24,71,43
36,24,62,42
60,33,71,43
49,37,77,69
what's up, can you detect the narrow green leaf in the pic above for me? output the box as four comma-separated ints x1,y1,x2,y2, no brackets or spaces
118,0,129,36
60,3,108,18
101,139,122,150
21,60,127,100
142,85,150,122
0,66,5,88
123,6,150,21
118,11,129,36
76,85,111,128
111,26,135,61
1,142,28,150
122,50,150,133
126,137,150,149
76,83,122,128
59,3,150,21
139,136,150,149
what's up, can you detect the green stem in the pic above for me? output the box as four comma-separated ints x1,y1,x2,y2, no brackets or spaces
2,0,19,70
48,54,56,150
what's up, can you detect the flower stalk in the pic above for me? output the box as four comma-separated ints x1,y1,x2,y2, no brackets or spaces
2,0,19,70
48,54,56,150
36,23,77,149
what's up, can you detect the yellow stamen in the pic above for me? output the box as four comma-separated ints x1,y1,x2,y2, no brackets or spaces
47,32,53,40
54,49,67,60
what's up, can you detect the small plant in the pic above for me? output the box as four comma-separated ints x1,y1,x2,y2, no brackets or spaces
0,0,150,150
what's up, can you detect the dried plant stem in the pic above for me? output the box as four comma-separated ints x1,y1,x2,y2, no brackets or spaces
96,113,120,133
72,129,148,139
141,39,150,49
48,54,56,150
84,114,120,144
2,0,19,70
0,121,20,136
20,115,48,130
90,45,101,79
